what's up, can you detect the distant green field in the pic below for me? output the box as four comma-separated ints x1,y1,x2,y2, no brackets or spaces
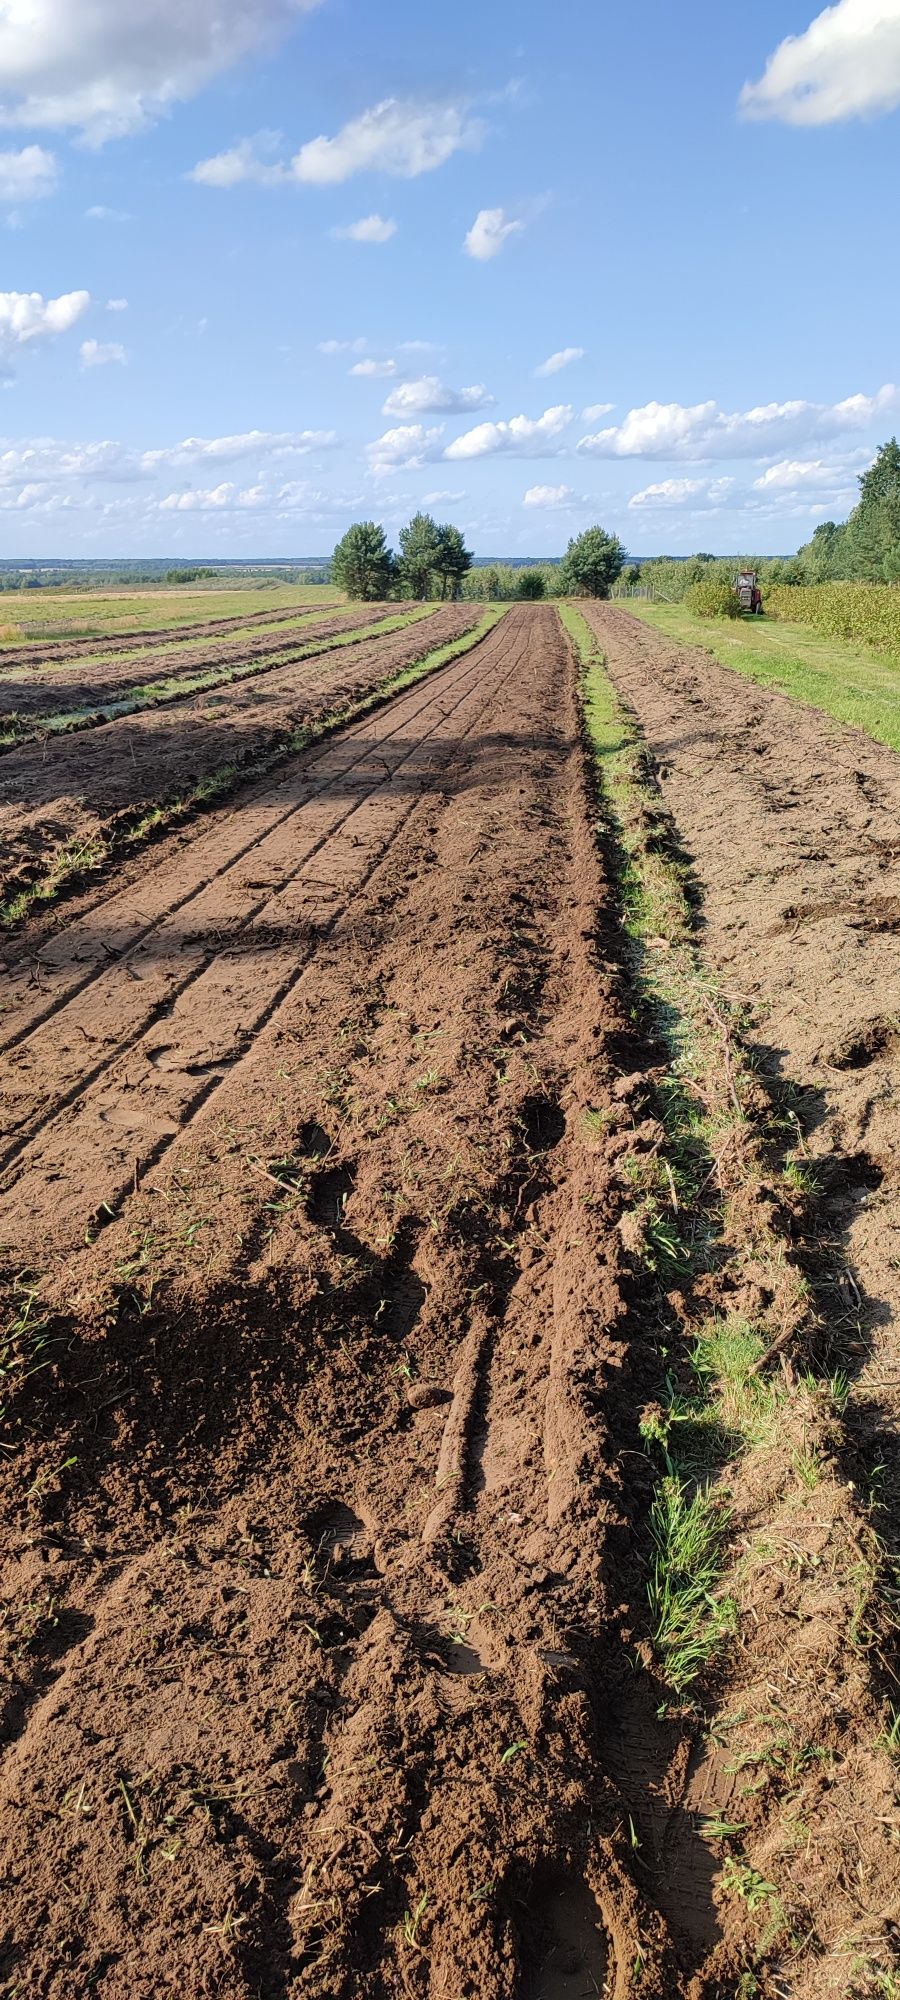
622,598,900,754
0,582,342,646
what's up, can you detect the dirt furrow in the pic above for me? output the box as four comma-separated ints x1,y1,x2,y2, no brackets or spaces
0,596,340,672
0,617,523,1247
584,606,900,1477
0,604,680,1998
0,603,387,723
0,624,504,1062
0,604,475,904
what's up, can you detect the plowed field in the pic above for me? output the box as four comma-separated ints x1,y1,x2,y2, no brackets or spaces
0,602,390,722
2,601,899,1999
0,604,476,907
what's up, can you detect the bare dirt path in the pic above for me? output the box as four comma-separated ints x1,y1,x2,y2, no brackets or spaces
0,605,476,904
0,603,387,723
586,605,900,1568
0,605,684,1999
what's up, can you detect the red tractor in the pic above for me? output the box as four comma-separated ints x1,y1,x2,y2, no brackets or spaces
734,569,764,614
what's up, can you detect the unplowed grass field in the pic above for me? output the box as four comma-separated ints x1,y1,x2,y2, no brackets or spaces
2,599,899,1998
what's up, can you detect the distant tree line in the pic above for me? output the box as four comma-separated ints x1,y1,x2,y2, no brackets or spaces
0,559,334,593
332,517,626,602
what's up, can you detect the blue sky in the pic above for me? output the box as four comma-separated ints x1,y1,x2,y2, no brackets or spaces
0,0,898,557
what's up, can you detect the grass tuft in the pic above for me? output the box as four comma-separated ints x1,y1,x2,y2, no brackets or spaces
648,1477,737,1692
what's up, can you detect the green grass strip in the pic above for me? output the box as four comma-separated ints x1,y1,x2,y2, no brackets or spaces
563,601,810,1696
0,601,358,684
0,605,434,747
620,596,900,753
1,606,506,930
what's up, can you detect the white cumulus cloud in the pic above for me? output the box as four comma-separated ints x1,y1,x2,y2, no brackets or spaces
463,206,524,261
535,347,584,377
295,98,483,183
0,144,57,202
741,0,900,125
382,377,493,418
0,289,90,359
350,358,396,378
106,297,128,312
445,405,573,461
143,428,336,470
80,338,127,369
0,0,322,146
318,336,367,355
332,213,397,243
0,437,140,484
194,97,484,189
628,477,735,511
752,452,871,491
578,386,900,460
367,424,445,475
158,475,364,518
191,137,282,189
523,483,575,508
582,401,615,422
160,481,237,512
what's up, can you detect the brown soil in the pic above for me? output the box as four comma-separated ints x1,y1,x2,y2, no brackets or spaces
0,604,390,723
586,605,900,1481
4,602,898,1997
0,604,686,1997
0,605,476,904
0,598,344,672
583,605,900,1994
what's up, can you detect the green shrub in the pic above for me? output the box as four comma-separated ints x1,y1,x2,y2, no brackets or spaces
684,577,742,620
766,581,900,657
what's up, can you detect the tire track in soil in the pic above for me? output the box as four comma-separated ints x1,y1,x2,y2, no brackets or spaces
0,604,474,906
0,618,506,1152
0,612,533,1260
0,623,486,1057
0,605,686,1998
